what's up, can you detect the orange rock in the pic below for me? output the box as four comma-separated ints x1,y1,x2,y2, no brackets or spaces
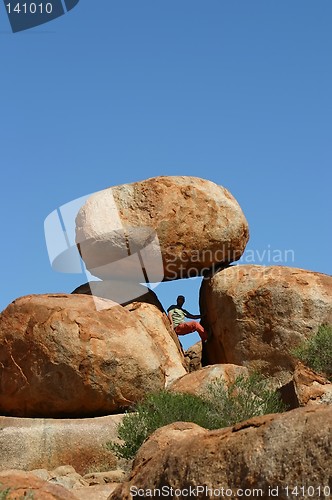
200,265,332,381
0,470,76,499
75,483,119,500
76,176,249,281
111,406,332,499
168,364,249,396
184,341,202,372
132,422,207,473
279,362,332,408
0,294,186,418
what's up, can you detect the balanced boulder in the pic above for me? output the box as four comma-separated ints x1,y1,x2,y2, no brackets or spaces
75,176,249,281
0,294,187,418
200,265,332,381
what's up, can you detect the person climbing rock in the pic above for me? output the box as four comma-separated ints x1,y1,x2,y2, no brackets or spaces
167,295,208,342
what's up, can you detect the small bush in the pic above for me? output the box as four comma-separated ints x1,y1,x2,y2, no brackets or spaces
108,373,286,459
292,324,332,380
107,391,212,460
203,372,286,428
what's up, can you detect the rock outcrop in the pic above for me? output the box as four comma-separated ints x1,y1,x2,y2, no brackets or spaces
168,364,249,396
0,294,187,418
32,465,89,490
75,484,119,499
184,342,202,372
75,176,249,281
111,405,332,500
200,265,332,381
0,466,123,499
0,470,76,499
0,414,124,475
123,301,185,373
132,422,206,472
278,362,332,409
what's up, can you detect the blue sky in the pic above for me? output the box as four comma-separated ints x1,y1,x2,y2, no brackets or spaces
1,1,331,349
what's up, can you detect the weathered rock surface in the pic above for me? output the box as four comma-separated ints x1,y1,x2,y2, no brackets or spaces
82,470,126,486
168,364,249,396
0,415,123,475
200,265,332,381
75,176,249,281
0,294,186,418
279,362,332,409
73,286,185,380
111,405,332,500
123,301,186,377
0,470,76,499
75,484,119,500
132,422,206,472
37,465,88,490
184,342,202,372
0,466,122,499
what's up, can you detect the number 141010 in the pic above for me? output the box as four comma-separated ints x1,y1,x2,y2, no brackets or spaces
6,3,53,14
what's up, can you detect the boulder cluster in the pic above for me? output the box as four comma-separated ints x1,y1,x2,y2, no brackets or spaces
0,176,331,499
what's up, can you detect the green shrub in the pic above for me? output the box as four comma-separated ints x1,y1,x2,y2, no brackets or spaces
107,391,213,460
203,372,286,428
0,489,11,500
292,324,332,380
108,373,286,459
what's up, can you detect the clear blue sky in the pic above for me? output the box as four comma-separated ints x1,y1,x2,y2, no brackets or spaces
1,1,331,349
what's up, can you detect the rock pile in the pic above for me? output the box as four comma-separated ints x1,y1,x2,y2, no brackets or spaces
0,175,331,498
112,405,332,500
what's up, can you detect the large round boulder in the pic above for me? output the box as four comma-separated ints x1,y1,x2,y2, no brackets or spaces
0,294,187,418
200,265,332,381
111,405,332,499
75,176,249,281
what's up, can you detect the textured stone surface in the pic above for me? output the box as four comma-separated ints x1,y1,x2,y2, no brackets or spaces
45,467,88,490
132,422,206,473
75,484,119,500
0,470,76,499
278,362,332,409
168,364,249,396
111,406,332,500
184,342,202,372
0,294,186,417
76,176,249,281
82,470,126,485
0,415,123,475
200,265,332,381
123,301,186,380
